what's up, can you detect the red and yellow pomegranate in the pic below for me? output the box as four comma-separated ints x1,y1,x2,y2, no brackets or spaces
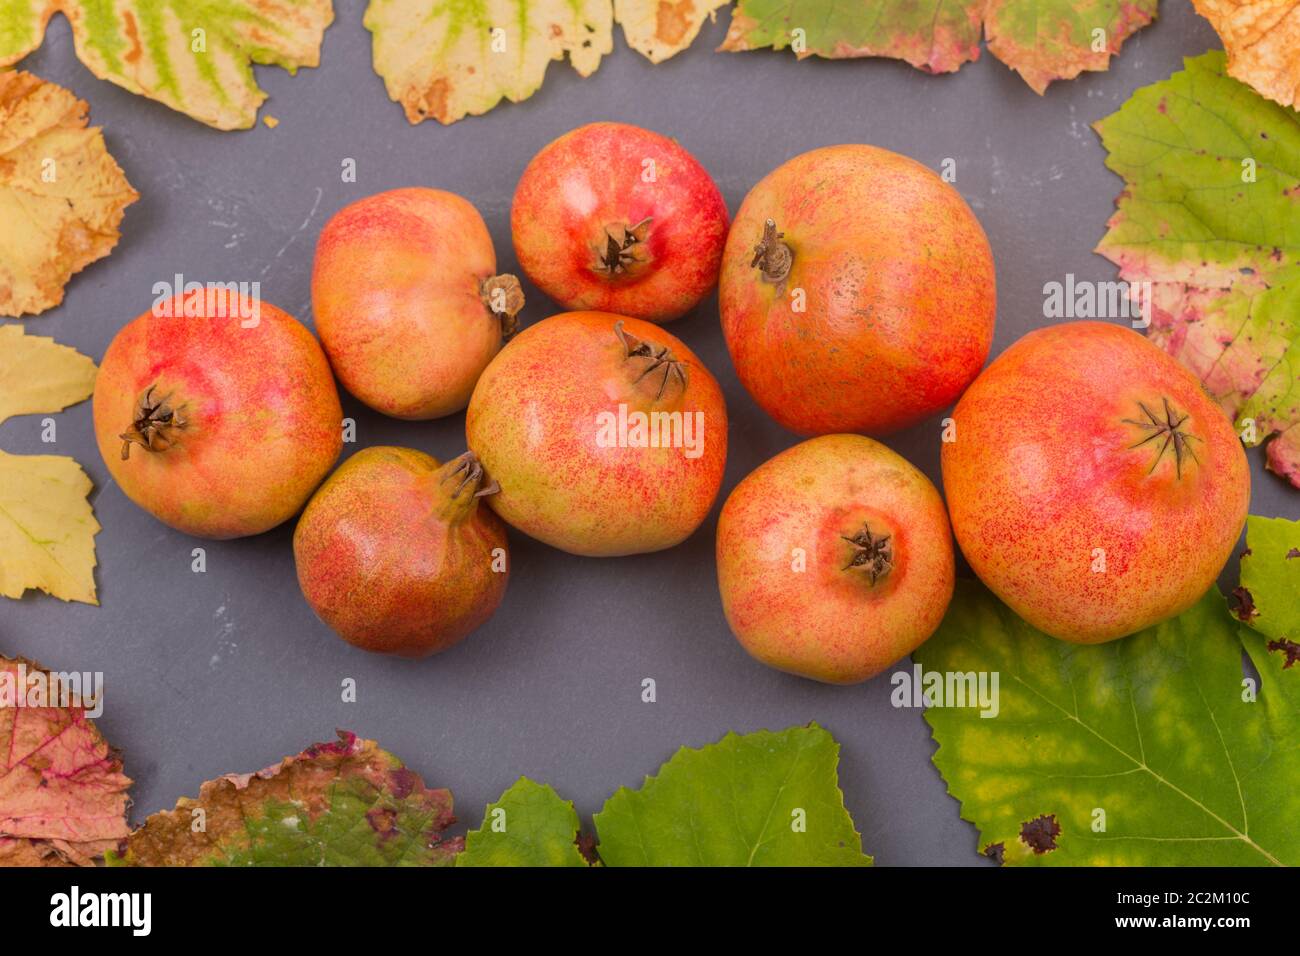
511,123,729,323
719,145,996,436
942,321,1251,643
717,434,955,684
294,448,509,658
312,187,523,420
465,311,727,556
93,292,342,539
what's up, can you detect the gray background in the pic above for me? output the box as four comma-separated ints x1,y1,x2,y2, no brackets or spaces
5,1,1292,865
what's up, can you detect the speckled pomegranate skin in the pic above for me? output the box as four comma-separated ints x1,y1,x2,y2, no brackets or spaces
511,123,729,323
465,311,727,556
942,321,1251,643
312,187,507,419
93,293,342,539
293,447,509,658
717,434,955,684
719,144,996,436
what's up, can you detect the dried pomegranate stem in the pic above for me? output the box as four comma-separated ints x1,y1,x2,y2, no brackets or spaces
613,320,687,401
595,217,653,276
119,384,187,460
842,522,892,584
480,274,525,340
435,451,497,522
752,218,793,288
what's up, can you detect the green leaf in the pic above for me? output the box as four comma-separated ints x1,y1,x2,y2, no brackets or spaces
917,581,1300,866
1095,51,1300,488
0,1,335,130
109,732,462,866
1238,515,1300,670
719,0,1157,94
458,777,591,866
594,724,871,866
365,0,613,125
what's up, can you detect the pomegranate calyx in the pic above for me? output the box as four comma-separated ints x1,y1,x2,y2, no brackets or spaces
480,274,525,340
1123,397,1201,479
841,522,893,584
614,320,688,401
595,217,653,277
435,451,497,522
119,384,187,460
751,218,793,292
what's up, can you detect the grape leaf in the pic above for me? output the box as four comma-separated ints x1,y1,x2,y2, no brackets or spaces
917,581,1299,866
0,656,130,866
0,71,138,318
594,723,871,866
457,777,592,866
718,0,1158,94
616,0,728,63
1237,516,1300,648
1192,0,1300,110
0,1,335,130
109,731,463,865
0,324,100,605
1095,51,1300,488
365,0,613,125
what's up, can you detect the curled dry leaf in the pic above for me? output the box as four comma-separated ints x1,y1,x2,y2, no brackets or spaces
110,731,463,866
1193,0,1300,109
0,1,335,130
1096,52,1300,487
719,0,1158,94
0,325,101,605
0,656,130,867
0,71,138,319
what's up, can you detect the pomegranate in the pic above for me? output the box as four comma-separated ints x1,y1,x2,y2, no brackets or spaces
716,434,955,684
942,321,1250,643
312,187,524,420
93,292,342,539
511,123,728,323
719,144,996,436
293,448,508,658
465,311,727,556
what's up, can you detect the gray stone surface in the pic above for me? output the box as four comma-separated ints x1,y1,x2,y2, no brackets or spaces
5,1,1291,865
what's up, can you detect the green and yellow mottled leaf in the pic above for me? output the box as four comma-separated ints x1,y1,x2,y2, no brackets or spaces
0,324,99,605
917,581,1299,866
594,723,872,866
109,732,463,865
1238,515,1300,645
458,777,592,866
1096,51,1300,487
616,0,727,64
0,1,335,130
0,71,138,318
718,0,1157,93
365,0,613,125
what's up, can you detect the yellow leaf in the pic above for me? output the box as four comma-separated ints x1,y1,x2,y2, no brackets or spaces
1193,0,1300,109
0,325,100,604
0,72,138,318
365,0,614,125
0,1,335,131
616,0,727,64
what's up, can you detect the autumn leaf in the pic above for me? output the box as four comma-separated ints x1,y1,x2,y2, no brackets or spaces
594,723,871,866
1236,516,1300,653
1193,0,1300,109
109,731,463,865
0,656,130,867
0,71,138,318
457,777,592,866
0,2,334,131
1095,51,1300,487
365,0,613,125
616,0,728,64
916,581,1299,866
719,0,1158,94
0,324,100,605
